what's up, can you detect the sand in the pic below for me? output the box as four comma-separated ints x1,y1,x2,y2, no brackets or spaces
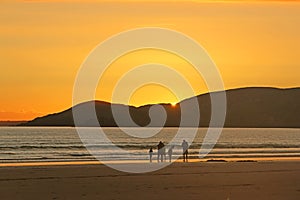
0,161,299,200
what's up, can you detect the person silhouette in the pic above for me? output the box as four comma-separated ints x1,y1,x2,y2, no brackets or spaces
149,147,153,163
157,141,165,162
163,145,167,161
181,140,189,162
168,145,174,162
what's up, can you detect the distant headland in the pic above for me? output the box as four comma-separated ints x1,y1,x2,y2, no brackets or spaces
20,87,300,128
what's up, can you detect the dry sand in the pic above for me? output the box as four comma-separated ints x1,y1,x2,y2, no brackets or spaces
0,161,299,200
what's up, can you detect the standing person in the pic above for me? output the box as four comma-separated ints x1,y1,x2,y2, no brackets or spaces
163,145,167,161
168,145,174,162
149,147,153,163
157,141,165,162
181,140,189,162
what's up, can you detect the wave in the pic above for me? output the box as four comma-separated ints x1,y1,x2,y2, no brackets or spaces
0,143,300,150
0,145,84,150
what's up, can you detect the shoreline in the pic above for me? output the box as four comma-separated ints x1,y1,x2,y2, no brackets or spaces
1,156,300,168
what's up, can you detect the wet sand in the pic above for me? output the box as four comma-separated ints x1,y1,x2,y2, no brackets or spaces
0,161,299,200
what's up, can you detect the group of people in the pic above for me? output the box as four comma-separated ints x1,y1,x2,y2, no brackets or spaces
148,140,189,163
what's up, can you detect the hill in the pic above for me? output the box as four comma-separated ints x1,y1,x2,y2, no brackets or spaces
21,87,300,128
0,121,27,126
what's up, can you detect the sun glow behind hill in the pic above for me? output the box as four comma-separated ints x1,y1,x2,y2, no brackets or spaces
96,49,206,106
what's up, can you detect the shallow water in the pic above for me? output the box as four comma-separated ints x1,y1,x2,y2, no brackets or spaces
0,127,299,162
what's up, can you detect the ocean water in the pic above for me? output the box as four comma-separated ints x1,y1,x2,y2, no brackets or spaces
0,127,299,162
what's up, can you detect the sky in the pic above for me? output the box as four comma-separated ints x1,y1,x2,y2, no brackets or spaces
0,0,300,120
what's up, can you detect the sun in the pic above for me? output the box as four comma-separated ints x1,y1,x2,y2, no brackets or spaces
171,102,177,107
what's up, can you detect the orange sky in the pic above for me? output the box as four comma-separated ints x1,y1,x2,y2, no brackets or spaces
1,0,300,120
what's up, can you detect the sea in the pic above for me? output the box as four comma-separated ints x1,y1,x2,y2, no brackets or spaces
0,127,299,163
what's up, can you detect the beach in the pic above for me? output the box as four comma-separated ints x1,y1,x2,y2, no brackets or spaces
0,161,299,200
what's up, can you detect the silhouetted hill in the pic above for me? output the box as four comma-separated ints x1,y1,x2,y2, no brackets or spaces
0,121,27,126
21,87,300,128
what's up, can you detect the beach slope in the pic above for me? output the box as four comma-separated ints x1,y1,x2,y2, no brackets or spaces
0,161,299,200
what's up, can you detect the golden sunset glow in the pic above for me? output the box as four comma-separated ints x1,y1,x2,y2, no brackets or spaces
97,49,205,106
1,0,300,120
